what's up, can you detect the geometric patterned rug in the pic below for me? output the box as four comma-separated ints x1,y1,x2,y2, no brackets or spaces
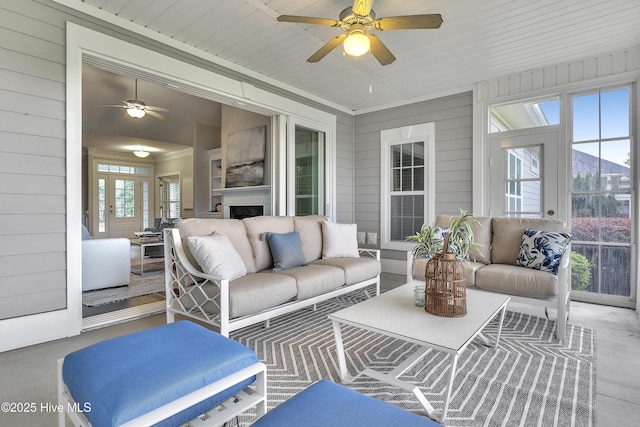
231,289,596,427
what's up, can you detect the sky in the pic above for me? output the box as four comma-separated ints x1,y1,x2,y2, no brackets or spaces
537,87,630,166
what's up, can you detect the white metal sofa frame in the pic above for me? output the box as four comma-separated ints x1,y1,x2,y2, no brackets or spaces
164,228,381,337
57,358,267,426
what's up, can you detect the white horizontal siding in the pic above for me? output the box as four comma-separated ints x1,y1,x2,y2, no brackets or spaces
354,92,474,246
0,1,67,320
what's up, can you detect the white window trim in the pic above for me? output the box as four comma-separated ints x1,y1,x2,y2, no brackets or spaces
380,122,435,251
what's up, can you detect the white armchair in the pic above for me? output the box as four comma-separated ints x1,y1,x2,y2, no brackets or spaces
82,226,131,291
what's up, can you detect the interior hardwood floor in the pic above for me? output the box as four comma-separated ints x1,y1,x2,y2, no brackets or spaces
0,273,637,426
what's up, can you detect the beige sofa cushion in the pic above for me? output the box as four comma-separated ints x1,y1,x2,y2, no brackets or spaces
412,257,482,286
178,218,257,273
243,216,295,271
175,272,297,318
294,215,327,263
491,217,565,265
312,257,381,286
276,264,344,300
476,264,558,298
435,215,492,264
230,273,298,318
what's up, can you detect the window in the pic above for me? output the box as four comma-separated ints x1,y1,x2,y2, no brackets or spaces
489,97,560,133
570,86,633,298
159,176,181,219
381,123,435,250
114,179,135,218
97,163,150,175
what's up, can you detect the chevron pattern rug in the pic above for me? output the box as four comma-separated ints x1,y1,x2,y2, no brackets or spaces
231,289,595,427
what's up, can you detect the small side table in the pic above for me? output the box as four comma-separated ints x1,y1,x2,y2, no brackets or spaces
130,238,164,275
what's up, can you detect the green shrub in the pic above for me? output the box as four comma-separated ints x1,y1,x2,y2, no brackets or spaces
571,251,592,291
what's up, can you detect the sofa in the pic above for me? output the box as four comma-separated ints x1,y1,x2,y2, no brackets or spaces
81,225,131,291
408,215,571,340
164,215,381,336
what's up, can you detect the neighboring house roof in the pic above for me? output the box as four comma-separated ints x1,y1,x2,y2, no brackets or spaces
572,149,630,178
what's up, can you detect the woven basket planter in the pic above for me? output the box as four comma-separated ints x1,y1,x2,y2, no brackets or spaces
424,235,467,317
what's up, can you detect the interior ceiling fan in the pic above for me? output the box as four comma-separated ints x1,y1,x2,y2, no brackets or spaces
102,79,169,121
277,0,443,65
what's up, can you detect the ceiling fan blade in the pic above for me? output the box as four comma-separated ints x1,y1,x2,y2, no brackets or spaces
277,15,339,27
99,104,128,108
374,14,443,30
352,0,374,16
146,105,170,112
367,34,396,65
307,34,347,63
145,110,169,121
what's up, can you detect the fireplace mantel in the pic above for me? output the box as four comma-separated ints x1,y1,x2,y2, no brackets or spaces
220,185,271,218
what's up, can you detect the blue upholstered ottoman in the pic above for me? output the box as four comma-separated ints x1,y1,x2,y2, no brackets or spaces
250,380,442,427
57,321,266,427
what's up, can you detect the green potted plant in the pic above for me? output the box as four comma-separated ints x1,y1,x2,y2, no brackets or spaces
446,210,478,260
406,224,445,259
406,210,478,260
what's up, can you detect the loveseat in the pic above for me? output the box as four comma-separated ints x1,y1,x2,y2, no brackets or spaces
408,215,571,340
164,215,381,336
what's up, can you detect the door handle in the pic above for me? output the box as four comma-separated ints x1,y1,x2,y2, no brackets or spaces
547,209,555,216
109,205,114,214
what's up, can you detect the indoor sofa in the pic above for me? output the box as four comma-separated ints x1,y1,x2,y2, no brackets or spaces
408,215,571,339
164,215,381,336
81,225,131,291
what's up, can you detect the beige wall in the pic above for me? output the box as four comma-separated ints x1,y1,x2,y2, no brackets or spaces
221,105,271,187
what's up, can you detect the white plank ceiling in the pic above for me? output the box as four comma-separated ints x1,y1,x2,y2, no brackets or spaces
65,0,640,112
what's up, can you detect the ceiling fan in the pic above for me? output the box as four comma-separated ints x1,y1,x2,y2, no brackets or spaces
277,0,443,65
102,79,169,121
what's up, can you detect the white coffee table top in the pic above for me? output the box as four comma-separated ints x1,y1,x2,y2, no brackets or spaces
329,280,510,353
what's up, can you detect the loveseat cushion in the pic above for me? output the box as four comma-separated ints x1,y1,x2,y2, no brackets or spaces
435,215,492,264
491,217,565,265
243,216,295,271
412,258,482,286
311,257,381,285
275,265,345,300
178,218,257,273
475,264,558,298
294,215,327,263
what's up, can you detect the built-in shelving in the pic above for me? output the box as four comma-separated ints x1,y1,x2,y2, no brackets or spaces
207,148,223,218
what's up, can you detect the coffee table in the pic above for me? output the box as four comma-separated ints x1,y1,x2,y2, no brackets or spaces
130,238,164,275
329,281,510,423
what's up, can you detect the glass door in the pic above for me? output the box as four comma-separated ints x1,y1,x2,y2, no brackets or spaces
286,117,333,217
293,126,325,215
490,129,559,219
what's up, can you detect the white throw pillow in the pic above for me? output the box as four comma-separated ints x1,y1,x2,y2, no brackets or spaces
187,232,247,280
321,221,360,258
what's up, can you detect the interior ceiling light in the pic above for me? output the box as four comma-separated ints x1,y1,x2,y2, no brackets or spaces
343,29,370,57
133,149,150,158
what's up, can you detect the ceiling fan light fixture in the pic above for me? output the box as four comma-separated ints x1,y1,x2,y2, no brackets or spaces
133,149,150,158
343,30,370,57
126,105,146,119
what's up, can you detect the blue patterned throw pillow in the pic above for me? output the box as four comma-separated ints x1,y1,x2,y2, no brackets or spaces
515,228,572,275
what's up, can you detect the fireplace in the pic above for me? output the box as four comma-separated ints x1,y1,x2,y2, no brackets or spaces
220,185,271,219
229,205,264,220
